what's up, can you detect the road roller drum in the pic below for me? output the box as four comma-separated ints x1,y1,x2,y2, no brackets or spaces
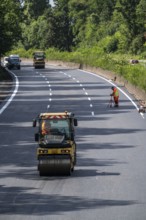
38,155,72,176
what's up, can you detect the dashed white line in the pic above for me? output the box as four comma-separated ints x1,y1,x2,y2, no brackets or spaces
91,112,95,116
79,69,145,119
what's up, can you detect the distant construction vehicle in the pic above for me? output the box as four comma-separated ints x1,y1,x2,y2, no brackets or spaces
33,111,78,176
33,51,45,68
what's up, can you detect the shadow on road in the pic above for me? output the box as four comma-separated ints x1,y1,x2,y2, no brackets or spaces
0,184,137,215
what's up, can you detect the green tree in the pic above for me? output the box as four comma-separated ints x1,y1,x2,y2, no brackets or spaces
48,0,73,51
23,0,50,21
115,0,141,37
0,0,22,56
113,0,146,53
21,0,52,50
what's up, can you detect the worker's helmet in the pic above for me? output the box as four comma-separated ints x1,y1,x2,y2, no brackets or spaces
111,86,115,90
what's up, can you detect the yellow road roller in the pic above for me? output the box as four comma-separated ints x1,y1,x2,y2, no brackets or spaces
33,51,45,68
33,111,78,176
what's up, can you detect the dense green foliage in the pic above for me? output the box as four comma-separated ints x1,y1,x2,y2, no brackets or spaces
1,0,146,54
0,0,22,56
1,0,146,91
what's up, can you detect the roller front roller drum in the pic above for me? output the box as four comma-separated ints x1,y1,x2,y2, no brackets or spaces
38,155,72,176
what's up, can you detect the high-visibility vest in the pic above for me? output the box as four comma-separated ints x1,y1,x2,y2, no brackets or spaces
42,121,50,135
113,88,119,97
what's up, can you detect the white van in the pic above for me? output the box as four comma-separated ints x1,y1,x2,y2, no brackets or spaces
3,56,9,67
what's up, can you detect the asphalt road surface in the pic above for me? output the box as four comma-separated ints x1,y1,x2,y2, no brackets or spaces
0,62,146,220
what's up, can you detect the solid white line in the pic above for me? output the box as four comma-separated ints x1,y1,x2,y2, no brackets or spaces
0,71,19,115
79,69,144,118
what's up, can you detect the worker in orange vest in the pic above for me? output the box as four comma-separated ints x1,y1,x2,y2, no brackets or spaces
110,86,119,107
41,120,51,135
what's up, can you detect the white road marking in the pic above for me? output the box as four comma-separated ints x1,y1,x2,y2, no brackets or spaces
0,71,19,115
91,111,94,116
79,69,145,119
60,70,95,116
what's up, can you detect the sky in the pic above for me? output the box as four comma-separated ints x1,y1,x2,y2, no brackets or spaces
50,0,54,6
